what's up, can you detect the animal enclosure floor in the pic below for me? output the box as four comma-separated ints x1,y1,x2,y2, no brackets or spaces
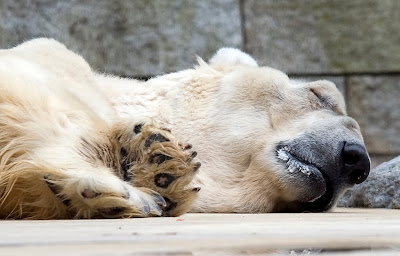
0,208,399,256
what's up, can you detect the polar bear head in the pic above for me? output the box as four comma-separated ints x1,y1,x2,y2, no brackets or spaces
190,48,370,213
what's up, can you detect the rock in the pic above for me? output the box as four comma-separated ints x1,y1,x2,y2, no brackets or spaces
347,76,400,155
244,0,400,74
370,155,400,169
338,156,400,209
0,0,241,76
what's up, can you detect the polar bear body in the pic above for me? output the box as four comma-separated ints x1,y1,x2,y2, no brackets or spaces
0,39,370,218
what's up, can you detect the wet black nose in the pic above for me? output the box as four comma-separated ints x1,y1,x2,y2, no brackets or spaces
341,142,370,184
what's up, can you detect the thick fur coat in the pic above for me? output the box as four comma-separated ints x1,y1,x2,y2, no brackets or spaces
0,39,370,219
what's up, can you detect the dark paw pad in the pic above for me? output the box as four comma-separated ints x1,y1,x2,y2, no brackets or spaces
149,153,172,165
163,197,177,212
154,173,176,188
145,133,169,147
134,123,144,134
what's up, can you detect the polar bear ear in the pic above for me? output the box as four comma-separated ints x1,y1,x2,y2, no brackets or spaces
208,48,258,67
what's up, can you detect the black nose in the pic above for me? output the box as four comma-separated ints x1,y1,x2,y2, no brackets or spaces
341,142,370,184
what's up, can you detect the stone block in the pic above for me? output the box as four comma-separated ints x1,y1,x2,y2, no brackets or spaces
347,76,400,155
338,155,400,209
0,0,241,76
244,0,400,74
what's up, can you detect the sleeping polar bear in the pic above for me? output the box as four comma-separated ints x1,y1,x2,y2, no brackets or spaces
0,38,370,219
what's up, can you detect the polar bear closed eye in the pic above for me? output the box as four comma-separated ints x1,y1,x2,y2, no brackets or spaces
0,40,369,219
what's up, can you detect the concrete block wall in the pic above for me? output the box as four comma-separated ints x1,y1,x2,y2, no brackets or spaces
1,0,399,167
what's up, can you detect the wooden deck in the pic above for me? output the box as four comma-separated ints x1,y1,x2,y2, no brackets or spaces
0,208,399,255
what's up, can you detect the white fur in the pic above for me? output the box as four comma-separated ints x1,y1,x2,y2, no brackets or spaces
0,39,361,217
0,39,162,219
209,48,258,67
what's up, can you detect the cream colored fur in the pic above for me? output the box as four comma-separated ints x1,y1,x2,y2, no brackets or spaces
0,39,196,219
0,39,366,218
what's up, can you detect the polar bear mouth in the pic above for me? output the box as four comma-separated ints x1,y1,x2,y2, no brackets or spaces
277,146,321,177
276,146,335,212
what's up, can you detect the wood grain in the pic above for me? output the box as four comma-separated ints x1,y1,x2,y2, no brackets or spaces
0,208,399,255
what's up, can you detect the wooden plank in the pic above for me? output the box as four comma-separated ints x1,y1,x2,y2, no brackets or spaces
0,208,399,255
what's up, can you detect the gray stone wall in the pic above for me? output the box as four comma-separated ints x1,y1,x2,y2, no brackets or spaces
0,0,399,166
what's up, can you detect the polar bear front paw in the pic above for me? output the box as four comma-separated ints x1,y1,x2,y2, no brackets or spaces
45,174,166,219
115,120,201,217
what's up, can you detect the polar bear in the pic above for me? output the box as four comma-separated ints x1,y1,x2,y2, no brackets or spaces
0,39,370,219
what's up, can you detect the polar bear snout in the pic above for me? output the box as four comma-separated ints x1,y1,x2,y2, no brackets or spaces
341,142,370,184
274,127,370,212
